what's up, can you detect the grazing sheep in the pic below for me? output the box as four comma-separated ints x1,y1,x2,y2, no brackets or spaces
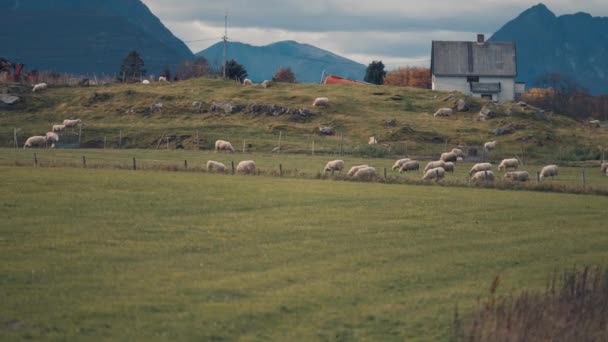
45,132,59,143
601,162,608,174
451,148,466,158
498,158,520,171
215,140,235,153
484,141,497,152
206,161,227,173
236,160,256,175
150,103,163,112
23,136,48,149
52,124,66,132
471,170,495,182
324,160,345,172
392,158,411,170
399,161,420,173
424,160,447,172
505,171,530,182
590,120,601,128
347,165,369,177
443,162,455,173
540,165,559,181
158,76,168,82
469,163,493,176
32,83,48,92
440,151,458,162
243,79,253,86
423,167,446,181
142,80,151,84
434,108,453,117
368,137,378,145
63,119,82,128
353,167,377,181
192,101,203,109
312,97,329,107
261,80,271,88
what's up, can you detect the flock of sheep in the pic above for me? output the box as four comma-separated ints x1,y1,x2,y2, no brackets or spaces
23,119,81,149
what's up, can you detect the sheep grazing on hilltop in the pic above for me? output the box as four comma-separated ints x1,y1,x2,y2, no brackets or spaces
243,79,253,86
32,83,48,92
498,158,520,171
215,140,235,153
158,76,168,82
261,80,271,88
324,160,345,172
392,158,411,171
424,160,447,172
540,165,559,181
423,167,446,181
443,162,455,173
63,119,82,128
469,163,493,176
399,161,420,173
601,162,608,175
312,97,329,107
52,124,66,132
440,151,458,163
505,171,530,182
206,161,227,173
451,148,466,159
368,137,378,145
347,165,369,177
471,170,495,182
23,136,48,149
353,166,377,181
142,80,151,84
237,160,256,175
484,141,497,152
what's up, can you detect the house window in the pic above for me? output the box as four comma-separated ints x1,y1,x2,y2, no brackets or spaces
481,94,493,100
467,76,479,83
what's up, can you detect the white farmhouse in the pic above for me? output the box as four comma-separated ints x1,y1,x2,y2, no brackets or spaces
431,35,524,102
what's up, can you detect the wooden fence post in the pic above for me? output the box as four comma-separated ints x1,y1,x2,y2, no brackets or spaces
384,168,388,179
119,130,122,149
14,128,18,149
166,137,170,150
340,134,344,156
184,160,188,170
132,157,137,171
34,153,38,167
243,140,246,153
231,161,235,175
521,144,525,166
278,131,282,152
78,124,82,148
312,139,315,156
104,136,107,149
582,169,587,189
536,171,541,183
279,163,283,177
82,156,87,168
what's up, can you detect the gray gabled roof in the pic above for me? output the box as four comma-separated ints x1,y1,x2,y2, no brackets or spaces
431,41,516,77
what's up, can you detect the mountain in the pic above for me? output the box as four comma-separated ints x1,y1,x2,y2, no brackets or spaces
490,3,608,95
0,0,193,76
196,40,366,83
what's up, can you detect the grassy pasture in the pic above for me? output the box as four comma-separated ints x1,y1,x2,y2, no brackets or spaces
1,166,607,340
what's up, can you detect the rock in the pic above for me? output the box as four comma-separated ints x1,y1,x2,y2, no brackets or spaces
150,103,163,112
456,99,469,112
495,127,513,136
517,101,528,107
385,119,398,127
442,94,455,102
479,104,499,121
434,108,453,117
211,101,244,114
319,126,335,135
0,94,20,105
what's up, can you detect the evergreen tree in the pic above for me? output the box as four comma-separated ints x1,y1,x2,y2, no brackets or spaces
364,60,386,85
119,51,146,82
224,59,248,82
160,64,171,80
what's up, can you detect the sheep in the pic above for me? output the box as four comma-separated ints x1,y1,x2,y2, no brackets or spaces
236,160,256,175
215,140,235,153
158,76,168,82
399,161,420,173
52,124,66,132
392,158,411,171
498,158,520,171
261,80,271,88
192,101,203,109
443,162,455,173
424,160,447,172
471,170,495,182
347,165,369,177
484,141,497,152
142,80,151,84
451,148,466,159
32,83,48,92
352,167,377,181
368,137,378,145
601,162,608,175
312,97,329,107
440,151,458,162
206,161,227,173
504,171,530,182
540,165,559,181
243,78,253,86
589,120,601,128
469,163,493,176
63,119,82,128
324,160,345,172
423,167,446,181
45,132,59,144
434,108,453,117
23,136,48,149
150,103,163,112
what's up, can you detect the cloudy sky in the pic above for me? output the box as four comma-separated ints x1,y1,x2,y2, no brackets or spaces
141,0,607,68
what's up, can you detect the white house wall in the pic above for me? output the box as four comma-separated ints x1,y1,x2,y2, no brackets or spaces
432,76,515,102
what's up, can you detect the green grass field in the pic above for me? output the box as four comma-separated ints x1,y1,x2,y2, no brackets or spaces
1,165,607,340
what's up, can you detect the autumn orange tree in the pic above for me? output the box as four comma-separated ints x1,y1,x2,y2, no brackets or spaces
384,67,431,89
272,67,296,83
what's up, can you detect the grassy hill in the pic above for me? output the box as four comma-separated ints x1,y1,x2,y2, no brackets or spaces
1,78,606,162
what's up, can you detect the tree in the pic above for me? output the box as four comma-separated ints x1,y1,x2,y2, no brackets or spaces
119,51,146,82
176,57,210,80
272,67,296,83
224,59,248,82
384,67,431,89
364,60,386,85
160,64,171,80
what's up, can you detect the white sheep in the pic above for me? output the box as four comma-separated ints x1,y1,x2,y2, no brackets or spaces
215,140,235,153
236,160,256,175
45,132,59,143
399,161,420,173
150,103,163,112
353,166,377,181
601,162,608,175
261,80,271,88
440,151,458,163
589,120,601,128
451,148,466,158
243,79,253,86
498,158,520,171
434,108,453,117
158,76,168,82
206,161,227,173
540,165,559,181
192,101,203,109
443,162,455,173
424,160,447,172
392,158,411,171
324,160,345,172
312,97,329,107
52,124,66,132
347,165,369,177
23,136,48,149
32,83,48,92
423,167,446,181
484,141,497,152
142,80,151,84
471,170,495,182
63,119,82,128
469,163,493,176
504,171,530,182
368,137,378,145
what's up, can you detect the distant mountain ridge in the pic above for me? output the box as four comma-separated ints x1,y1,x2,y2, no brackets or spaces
0,0,193,76
490,3,608,94
196,40,366,83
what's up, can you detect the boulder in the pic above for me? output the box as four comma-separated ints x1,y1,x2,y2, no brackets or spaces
495,127,513,136
319,126,335,135
385,119,398,127
434,108,453,117
479,104,498,121
456,99,469,112
211,101,244,114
